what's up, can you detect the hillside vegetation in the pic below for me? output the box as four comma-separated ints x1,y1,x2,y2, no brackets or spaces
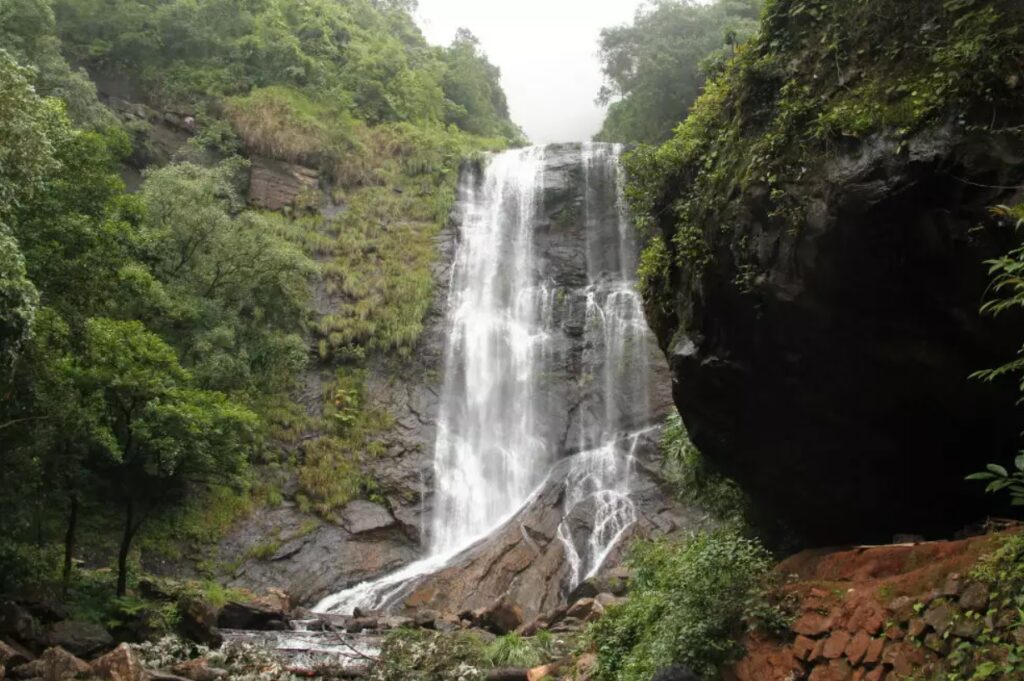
0,0,520,606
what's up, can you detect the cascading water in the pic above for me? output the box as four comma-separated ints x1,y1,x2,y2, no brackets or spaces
315,143,657,614
555,143,652,589
430,147,553,553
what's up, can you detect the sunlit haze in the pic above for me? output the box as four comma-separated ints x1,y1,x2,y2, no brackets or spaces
416,0,649,144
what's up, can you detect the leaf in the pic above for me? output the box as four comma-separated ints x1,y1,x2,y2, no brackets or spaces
966,472,997,481
1015,453,1024,471
987,463,1009,477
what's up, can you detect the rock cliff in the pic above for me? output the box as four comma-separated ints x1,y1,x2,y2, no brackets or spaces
632,0,1024,543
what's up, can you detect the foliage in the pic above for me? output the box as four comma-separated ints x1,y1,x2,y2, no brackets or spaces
0,0,118,129
483,633,545,668
441,29,523,141
595,0,762,144
51,0,519,142
137,160,313,395
371,628,488,681
0,0,519,601
661,413,751,525
587,529,783,681
925,533,1024,680
968,203,1024,509
966,458,1024,508
622,0,1024,335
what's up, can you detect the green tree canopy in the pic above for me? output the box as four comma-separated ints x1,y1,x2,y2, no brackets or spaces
595,0,762,144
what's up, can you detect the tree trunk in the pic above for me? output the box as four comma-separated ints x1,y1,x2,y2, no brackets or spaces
62,492,78,597
116,497,135,597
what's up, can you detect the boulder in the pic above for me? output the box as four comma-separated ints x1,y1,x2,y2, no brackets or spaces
10,658,44,679
0,640,31,671
594,593,627,609
959,582,989,612
651,666,701,681
337,501,397,535
38,646,90,681
43,621,113,658
0,604,37,648
478,598,524,635
215,601,287,631
90,643,143,681
433,614,461,633
344,618,378,634
176,599,222,648
413,610,440,630
565,598,604,623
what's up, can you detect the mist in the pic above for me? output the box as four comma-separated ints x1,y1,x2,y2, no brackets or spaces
416,0,648,144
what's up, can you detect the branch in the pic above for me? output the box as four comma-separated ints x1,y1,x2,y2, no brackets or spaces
326,625,379,664
0,415,50,432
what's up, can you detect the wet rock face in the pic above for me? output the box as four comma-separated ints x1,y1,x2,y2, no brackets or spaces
218,503,422,605
658,126,1024,543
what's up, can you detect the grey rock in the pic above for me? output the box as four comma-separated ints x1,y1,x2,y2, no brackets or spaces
43,621,113,658
959,582,989,612
337,501,396,535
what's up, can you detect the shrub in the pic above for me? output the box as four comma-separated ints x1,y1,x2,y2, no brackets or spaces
661,413,751,525
484,633,544,668
371,629,487,681
588,529,783,681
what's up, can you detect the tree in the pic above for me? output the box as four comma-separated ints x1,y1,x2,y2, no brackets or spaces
138,161,312,394
439,29,517,138
594,0,762,143
73,318,255,595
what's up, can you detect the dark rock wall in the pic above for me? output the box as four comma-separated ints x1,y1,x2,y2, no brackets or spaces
660,126,1024,543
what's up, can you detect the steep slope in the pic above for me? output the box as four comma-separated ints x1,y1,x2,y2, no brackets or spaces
627,0,1024,542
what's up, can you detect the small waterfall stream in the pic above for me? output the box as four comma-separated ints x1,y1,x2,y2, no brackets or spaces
314,143,655,615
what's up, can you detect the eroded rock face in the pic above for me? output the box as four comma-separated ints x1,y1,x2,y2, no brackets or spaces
656,124,1024,543
400,436,703,619
247,156,319,211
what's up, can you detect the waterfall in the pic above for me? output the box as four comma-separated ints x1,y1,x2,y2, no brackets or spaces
314,143,655,614
430,147,552,553
555,143,651,588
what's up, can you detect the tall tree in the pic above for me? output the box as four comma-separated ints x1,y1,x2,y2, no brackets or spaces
73,318,255,595
595,0,762,144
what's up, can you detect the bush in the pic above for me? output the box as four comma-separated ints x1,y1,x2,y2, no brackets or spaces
661,413,751,525
484,633,544,668
371,629,487,681
588,529,783,681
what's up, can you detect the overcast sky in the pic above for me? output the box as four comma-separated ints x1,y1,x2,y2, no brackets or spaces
415,0,649,144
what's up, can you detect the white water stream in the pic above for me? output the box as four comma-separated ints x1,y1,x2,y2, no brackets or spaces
315,143,653,614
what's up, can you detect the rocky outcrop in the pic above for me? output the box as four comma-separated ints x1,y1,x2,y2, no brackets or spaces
639,0,1024,543
42,621,113,658
247,156,319,211
728,531,1020,681
216,502,422,605
399,437,701,618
